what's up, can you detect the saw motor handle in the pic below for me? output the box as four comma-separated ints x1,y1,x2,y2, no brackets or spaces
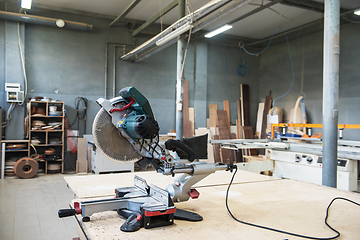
58,209,77,218
165,139,196,162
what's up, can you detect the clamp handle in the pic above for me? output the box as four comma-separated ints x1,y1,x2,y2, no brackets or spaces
58,209,77,218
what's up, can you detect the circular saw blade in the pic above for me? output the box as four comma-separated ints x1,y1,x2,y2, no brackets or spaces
92,108,142,163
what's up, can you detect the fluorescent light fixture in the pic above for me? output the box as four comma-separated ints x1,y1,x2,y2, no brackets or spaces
355,9,360,15
21,0,32,9
204,24,233,38
155,23,192,46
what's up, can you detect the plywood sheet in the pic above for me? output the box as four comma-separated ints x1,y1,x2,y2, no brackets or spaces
64,169,275,199
72,176,360,240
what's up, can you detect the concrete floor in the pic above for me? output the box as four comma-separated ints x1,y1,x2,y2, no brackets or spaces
0,173,359,240
0,174,78,240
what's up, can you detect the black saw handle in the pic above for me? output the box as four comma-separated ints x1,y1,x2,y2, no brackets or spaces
165,139,196,162
58,209,77,218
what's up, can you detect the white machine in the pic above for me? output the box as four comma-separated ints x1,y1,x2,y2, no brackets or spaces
90,143,134,174
83,134,134,174
270,150,358,191
211,139,359,192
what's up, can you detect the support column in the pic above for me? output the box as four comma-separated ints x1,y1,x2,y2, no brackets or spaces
175,0,185,140
322,0,340,188
194,40,208,128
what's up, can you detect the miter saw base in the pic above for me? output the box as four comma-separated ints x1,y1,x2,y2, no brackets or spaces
59,176,203,232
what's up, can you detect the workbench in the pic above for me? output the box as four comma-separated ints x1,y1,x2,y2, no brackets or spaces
64,170,360,240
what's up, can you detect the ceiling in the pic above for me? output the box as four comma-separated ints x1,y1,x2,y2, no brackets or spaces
31,0,360,40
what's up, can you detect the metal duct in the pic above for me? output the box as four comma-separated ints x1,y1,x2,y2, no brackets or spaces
0,10,92,31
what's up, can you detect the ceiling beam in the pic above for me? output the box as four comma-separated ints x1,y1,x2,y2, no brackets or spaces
278,0,347,14
246,6,358,47
109,0,142,27
228,0,283,25
132,0,178,37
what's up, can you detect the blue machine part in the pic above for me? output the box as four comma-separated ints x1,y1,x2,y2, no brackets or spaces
118,87,159,141
267,132,302,139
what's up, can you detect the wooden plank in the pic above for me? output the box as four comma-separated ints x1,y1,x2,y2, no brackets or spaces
209,104,218,129
230,133,237,163
236,119,240,138
256,103,265,139
260,95,272,139
236,119,245,161
240,84,250,126
237,99,241,126
87,146,92,173
223,100,230,127
213,135,221,163
242,126,257,156
183,80,192,138
217,110,231,163
236,99,243,139
217,110,231,139
189,107,195,137
76,138,87,173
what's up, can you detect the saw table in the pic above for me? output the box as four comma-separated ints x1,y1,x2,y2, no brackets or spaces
64,170,360,240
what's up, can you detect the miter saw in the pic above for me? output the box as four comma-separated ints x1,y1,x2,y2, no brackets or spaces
58,87,236,232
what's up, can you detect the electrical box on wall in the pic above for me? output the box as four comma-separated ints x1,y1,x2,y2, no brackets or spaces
5,83,24,103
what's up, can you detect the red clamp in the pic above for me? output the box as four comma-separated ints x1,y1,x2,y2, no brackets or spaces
74,202,82,214
188,189,200,199
110,98,135,113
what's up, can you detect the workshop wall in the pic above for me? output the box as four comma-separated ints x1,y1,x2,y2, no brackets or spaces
0,5,262,171
207,44,261,129
259,22,360,140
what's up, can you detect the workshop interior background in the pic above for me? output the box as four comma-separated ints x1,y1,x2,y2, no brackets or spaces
1,1,360,171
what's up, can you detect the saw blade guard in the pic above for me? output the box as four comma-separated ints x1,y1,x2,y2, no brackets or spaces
92,87,163,163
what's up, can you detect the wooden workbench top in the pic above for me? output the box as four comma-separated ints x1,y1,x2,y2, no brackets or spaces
64,170,277,199
65,170,360,240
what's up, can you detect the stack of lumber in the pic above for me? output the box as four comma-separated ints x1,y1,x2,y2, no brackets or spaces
179,81,272,164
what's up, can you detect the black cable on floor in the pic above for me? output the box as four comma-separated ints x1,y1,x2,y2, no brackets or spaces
226,167,360,239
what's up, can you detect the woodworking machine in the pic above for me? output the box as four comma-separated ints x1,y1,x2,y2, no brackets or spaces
211,138,360,191
59,87,235,232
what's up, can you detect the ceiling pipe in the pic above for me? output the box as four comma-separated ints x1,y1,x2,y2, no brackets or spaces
0,10,92,31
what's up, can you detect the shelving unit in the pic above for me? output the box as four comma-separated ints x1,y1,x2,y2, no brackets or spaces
28,101,65,174
1,140,30,179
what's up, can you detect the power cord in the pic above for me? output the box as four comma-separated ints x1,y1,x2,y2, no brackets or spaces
68,97,88,135
226,167,360,239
